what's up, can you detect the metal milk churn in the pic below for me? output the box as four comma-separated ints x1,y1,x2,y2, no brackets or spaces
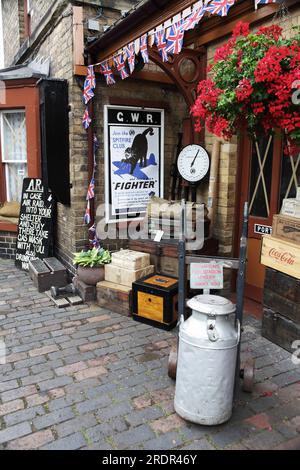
174,295,240,425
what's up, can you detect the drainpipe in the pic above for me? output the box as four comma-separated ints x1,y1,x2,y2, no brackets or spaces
87,53,95,228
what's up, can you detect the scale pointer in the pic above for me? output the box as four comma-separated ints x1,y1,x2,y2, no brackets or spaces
191,150,200,168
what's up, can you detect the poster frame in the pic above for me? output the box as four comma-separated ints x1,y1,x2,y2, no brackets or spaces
104,104,165,224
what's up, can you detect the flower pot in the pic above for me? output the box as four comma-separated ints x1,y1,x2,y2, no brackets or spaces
77,265,105,286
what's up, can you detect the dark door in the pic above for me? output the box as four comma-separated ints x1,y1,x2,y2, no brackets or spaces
235,132,300,302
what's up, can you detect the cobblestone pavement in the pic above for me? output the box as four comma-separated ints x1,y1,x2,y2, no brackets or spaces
0,259,299,450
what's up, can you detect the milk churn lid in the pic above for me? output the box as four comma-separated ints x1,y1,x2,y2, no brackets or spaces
187,295,235,315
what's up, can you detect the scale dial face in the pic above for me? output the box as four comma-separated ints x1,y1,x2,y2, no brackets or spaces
177,144,210,183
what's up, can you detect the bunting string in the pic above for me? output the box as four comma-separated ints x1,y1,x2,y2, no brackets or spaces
82,0,278,88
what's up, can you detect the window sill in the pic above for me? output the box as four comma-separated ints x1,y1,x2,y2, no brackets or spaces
0,222,18,233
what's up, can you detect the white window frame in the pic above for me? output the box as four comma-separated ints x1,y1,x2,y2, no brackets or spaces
0,109,27,202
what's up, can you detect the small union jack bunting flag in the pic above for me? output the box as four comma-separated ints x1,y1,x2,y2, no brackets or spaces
88,224,101,249
114,54,129,80
155,29,168,62
205,0,235,17
125,42,136,74
85,65,96,89
83,83,94,105
255,0,277,7
100,61,115,86
82,108,91,130
166,20,185,55
86,177,95,201
84,199,91,225
183,6,205,31
83,65,95,104
140,34,149,64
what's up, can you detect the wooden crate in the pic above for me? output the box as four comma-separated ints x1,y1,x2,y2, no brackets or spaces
97,281,132,317
29,258,67,293
160,256,179,278
263,289,300,324
132,274,178,330
264,267,300,304
262,308,300,353
281,198,300,218
111,250,150,270
273,214,300,244
263,267,300,324
105,264,154,288
260,235,300,280
128,238,219,260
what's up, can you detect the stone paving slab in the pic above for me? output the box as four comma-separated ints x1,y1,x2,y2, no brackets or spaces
0,259,299,450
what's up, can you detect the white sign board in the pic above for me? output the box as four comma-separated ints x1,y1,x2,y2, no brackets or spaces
190,262,224,290
104,105,164,223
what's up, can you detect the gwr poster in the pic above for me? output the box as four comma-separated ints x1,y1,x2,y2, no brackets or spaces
104,105,164,223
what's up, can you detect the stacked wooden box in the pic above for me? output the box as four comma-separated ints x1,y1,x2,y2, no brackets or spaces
261,210,300,352
262,268,300,353
132,274,179,330
144,196,210,240
96,250,154,316
128,238,218,278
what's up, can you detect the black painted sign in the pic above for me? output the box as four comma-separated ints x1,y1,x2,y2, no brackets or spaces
254,224,272,235
15,178,54,271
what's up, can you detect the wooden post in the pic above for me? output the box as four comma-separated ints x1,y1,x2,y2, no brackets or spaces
208,139,221,236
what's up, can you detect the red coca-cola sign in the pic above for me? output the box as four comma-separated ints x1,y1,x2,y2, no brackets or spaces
269,248,295,265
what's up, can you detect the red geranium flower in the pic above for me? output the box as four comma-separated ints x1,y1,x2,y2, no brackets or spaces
257,24,283,41
232,21,250,39
236,78,253,102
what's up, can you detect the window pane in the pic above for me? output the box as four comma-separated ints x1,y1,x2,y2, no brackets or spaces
249,137,274,218
280,152,300,206
5,163,27,202
2,111,27,162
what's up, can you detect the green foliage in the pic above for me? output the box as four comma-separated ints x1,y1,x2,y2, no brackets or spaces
73,247,111,268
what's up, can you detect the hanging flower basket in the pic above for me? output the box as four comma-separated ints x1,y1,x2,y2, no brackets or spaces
191,22,300,155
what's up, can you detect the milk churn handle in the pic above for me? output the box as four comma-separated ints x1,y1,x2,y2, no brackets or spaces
207,315,219,342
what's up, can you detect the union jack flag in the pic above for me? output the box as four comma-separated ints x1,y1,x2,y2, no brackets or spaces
84,200,91,225
205,0,235,17
155,29,168,62
140,34,149,64
183,6,205,31
82,108,91,130
255,0,277,6
86,177,95,201
85,65,96,89
88,224,101,248
166,21,185,55
83,84,94,105
114,54,129,80
83,65,96,104
100,61,115,86
125,42,136,74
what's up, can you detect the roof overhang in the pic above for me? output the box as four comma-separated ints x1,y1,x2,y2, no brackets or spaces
86,0,196,62
85,0,299,65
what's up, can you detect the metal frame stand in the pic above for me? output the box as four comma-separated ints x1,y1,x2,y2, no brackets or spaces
168,200,255,394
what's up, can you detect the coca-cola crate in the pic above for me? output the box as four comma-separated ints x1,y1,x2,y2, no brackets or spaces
260,235,300,280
